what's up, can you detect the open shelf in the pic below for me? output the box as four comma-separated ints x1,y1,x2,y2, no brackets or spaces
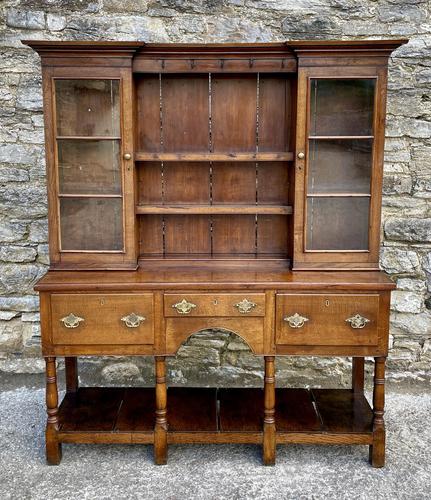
135,152,293,162
136,204,292,215
56,387,373,446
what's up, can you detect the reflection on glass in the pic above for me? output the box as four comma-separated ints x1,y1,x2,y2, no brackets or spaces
310,79,375,136
60,198,123,251
58,140,121,195
308,139,372,194
55,80,120,137
306,197,369,251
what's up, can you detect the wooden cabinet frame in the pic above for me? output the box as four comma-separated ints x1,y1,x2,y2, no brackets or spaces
24,39,406,467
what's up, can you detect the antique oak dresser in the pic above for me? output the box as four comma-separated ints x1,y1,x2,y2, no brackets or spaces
24,39,407,466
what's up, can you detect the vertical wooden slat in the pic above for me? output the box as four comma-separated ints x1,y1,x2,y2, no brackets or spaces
136,75,161,152
263,356,276,465
154,356,168,465
139,215,163,255
165,215,211,254
352,357,365,394
65,357,78,393
45,357,62,465
370,356,386,467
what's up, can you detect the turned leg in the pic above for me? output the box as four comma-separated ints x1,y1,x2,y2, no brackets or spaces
154,356,168,465
65,357,78,393
369,356,386,467
263,356,276,466
45,357,62,465
352,357,365,394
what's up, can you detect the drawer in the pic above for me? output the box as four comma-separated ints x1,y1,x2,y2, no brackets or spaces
50,294,154,345
276,294,379,346
164,293,266,317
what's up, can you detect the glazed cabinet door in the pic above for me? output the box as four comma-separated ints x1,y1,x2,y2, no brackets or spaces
42,66,136,269
293,65,388,270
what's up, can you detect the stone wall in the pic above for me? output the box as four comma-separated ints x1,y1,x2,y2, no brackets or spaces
0,0,430,387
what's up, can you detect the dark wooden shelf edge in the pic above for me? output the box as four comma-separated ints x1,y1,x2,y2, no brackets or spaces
136,204,293,215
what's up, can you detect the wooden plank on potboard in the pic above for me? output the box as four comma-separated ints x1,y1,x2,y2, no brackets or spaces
167,387,217,432
312,389,373,434
115,388,155,431
275,388,321,432
58,387,124,432
219,388,264,432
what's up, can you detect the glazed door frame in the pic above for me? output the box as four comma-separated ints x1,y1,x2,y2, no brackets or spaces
42,65,137,269
293,64,388,270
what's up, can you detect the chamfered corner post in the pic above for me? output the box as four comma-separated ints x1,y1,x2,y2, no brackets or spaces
263,356,276,466
45,356,62,465
370,356,386,468
65,357,79,393
154,356,168,465
352,357,365,394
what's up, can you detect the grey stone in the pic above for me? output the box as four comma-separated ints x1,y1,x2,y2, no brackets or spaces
21,312,40,322
0,296,39,313
380,247,420,274
101,362,143,382
28,219,48,243
413,177,431,198
391,291,423,314
46,13,66,31
0,319,23,352
382,175,412,195
0,246,37,263
397,278,427,292
0,219,28,243
0,167,29,182
0,311,19,321
390,311,431,336
227,340,250,351
385,218,431,243
0,144,34,165
0,357,45,373
36,244,49,265
6,9,45,30
16,76,43,111
281,11,341,38
0,185,47,218
0,264,46,295
103,0,149,13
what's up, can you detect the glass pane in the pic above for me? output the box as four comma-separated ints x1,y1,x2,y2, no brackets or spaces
310,79,375,136
58,140,121,195
60,198,123,251
55,80,120,136
306,197,369,251
308,139,372,194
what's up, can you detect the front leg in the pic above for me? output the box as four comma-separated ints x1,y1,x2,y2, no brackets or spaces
45,356,62,465
369,356,386,467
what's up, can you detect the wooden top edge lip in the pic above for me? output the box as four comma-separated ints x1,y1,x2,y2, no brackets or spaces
34,269,396,292
22,39,408,55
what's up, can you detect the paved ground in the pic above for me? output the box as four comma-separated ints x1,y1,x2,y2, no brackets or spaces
0,382,430,500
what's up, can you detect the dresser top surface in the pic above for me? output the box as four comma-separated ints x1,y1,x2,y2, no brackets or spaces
35,268,395,292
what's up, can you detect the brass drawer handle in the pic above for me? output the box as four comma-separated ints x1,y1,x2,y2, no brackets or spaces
172,299,197,315
284,313,309,329
234,298,257,314
346,314,370,329
60,313,84,329
121,312,146,328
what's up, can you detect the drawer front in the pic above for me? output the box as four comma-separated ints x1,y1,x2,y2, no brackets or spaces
276,294,379,346
51,294,154,345
164,293,266,317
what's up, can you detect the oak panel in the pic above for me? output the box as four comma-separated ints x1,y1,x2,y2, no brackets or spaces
276,293,379,346
51,293,154,345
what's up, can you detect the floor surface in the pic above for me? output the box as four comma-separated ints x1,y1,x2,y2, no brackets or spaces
0,385,430,500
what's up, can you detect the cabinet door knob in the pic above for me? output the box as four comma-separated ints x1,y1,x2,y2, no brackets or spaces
121,312,146,328
123,153,132,160
234,298,257,314
60,313,84,329
346,314,370,329
172,299,197,314
284,312,309,328
297,152,305,159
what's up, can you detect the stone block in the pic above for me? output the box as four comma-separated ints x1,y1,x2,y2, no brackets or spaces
0,264,46,295
6,9,45,30
385,218,431,243
0,219,28,243
391,291,423,314
0,296,39,312
102,362,143,383
0,246,37,263
380,247,420,274
397,278,427,292
46,14,66,31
